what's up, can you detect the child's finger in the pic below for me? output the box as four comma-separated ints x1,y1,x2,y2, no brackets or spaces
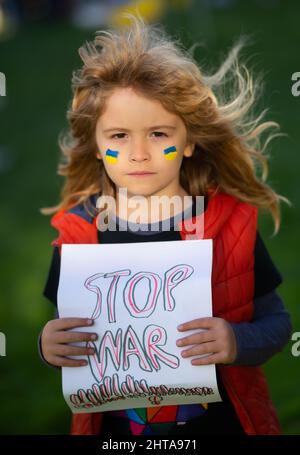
177,317,216,332
52,356,88,368
190,353,220,366
55,318,94,330
56,331,98,344
180,341,216,358
176,329,215,347
55,345,95,357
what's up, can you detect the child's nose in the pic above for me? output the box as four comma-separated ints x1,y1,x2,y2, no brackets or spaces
129,139,151,162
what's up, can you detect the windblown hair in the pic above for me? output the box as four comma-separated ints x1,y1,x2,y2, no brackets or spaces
41,12,290,235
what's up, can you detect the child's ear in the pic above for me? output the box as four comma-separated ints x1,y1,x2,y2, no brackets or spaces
183,143,195,158
96,151,103,160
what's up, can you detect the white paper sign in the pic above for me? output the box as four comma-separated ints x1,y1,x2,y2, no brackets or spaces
57,240,221,413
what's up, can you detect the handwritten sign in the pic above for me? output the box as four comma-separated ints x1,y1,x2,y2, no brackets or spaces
57,240,221,413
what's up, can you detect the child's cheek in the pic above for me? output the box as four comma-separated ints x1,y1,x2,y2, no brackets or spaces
105,148,120,164
163,145,177,161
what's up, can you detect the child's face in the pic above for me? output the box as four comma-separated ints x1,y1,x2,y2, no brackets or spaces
95,87,194,199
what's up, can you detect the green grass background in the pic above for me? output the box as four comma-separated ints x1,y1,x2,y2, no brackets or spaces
0,0,299,434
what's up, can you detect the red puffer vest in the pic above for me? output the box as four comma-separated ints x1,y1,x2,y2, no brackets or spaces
50,189,281,435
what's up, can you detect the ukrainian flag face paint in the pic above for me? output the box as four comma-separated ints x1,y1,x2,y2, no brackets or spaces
105,148,119,164
163,145,177,161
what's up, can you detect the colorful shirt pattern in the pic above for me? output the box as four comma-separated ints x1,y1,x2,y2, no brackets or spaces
108,403,208,435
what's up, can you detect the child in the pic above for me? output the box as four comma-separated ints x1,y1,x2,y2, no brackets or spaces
39,14,292,435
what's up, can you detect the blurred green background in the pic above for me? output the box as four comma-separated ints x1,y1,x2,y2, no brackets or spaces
0,0,299,434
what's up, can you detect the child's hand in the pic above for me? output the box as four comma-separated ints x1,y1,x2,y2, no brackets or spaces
176,317,237,365
41,318,98,368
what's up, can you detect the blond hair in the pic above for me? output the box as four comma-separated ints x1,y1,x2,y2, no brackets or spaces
41,12,291,236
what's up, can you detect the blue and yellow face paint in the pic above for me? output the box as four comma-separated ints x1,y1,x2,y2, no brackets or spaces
105,148,119,164
163,145,177,161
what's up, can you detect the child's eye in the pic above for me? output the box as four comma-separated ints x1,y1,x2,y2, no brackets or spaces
111,133,126,139
152,132,168,138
